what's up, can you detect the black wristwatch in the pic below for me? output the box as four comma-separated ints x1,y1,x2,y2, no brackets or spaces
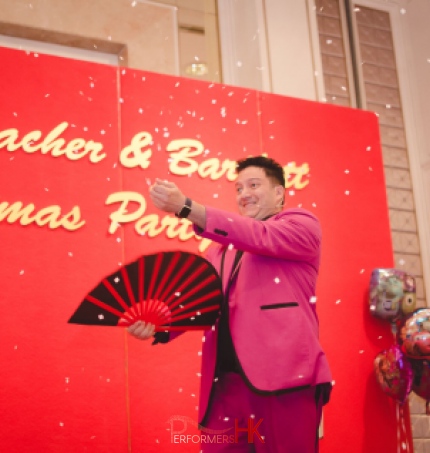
175,197,192,218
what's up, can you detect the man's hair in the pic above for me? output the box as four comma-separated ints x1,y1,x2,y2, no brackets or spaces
236,156,285,187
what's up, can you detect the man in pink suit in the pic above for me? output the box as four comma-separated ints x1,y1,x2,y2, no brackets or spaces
129,156,332,452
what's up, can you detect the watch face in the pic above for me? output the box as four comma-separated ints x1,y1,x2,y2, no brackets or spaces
179,206,191,218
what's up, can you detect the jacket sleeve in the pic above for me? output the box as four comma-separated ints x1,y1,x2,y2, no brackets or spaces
194,207,321,262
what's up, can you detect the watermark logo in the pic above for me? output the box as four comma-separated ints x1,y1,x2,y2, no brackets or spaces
167,415,265,445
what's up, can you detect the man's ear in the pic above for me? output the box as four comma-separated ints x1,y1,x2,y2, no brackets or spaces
275,185,285,205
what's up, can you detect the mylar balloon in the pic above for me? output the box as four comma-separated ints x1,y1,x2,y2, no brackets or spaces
369,268,416,322
411,359,430,414
374,345,413,404
399,308,430,359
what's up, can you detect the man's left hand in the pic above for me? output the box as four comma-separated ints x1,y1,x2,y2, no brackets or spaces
149,178,185,214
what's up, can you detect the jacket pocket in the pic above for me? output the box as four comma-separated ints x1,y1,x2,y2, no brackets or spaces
260,302,298,310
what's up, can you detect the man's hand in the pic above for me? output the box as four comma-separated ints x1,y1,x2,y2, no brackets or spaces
127,321,156,340
149,178,185,214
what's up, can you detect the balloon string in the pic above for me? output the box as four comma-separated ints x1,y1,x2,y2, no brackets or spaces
396,402,401,453
397,402,411,453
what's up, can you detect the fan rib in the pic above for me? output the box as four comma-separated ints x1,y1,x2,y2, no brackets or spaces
170,290,221,318
102,279,131,313
145,253,164,317
166,273,217,310
121,267,139,318
152,251,181,302
86,294,134,322
155,325,212,332
138,256,145,319
158,254,197,303
169,303,220,323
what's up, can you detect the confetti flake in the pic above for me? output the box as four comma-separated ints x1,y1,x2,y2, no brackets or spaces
98,314,104,320
274,277,280,284
309,296,317,304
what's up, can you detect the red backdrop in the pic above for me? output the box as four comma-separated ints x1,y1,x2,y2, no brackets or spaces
0,46,412,452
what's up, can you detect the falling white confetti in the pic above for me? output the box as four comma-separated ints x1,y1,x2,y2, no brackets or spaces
65,377,70,384
68,252,73,257
345,169,350,174
101,130,106,135
197,373,202,377
131,0,137,6
378,336,383,340
202,336,206,343
59,422,64,427
116,237,121,243
366,146,371,151
178,388,183,392
236,61,243,67
223,417,229,421
213,194,218,198
345,190,350,195
360,269,365,274
274,277,280,284
19,270,24,275
119,98,124,104
98,314,104,320
289,190,295,196
198,351,202,356
13,112,17,117
309,296,317,304
336,299,341,305
326,39,332,45
114,277,120,283
400,8,406,14
359,350,364,354
386,104,391,109
220,107,226,117
14,345,18,350
399,258,405,265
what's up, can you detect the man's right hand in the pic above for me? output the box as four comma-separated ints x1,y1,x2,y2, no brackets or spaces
127,321,156,340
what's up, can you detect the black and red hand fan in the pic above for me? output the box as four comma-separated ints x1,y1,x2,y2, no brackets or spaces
68,251,223,331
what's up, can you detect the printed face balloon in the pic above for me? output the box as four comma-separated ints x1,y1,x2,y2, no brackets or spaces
400,309,430,359
369,268,416,322
374,345,413,404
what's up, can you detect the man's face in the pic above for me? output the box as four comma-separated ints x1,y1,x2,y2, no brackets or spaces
235,166,284,220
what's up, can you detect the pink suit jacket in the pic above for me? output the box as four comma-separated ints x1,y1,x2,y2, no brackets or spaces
193,206,332,423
